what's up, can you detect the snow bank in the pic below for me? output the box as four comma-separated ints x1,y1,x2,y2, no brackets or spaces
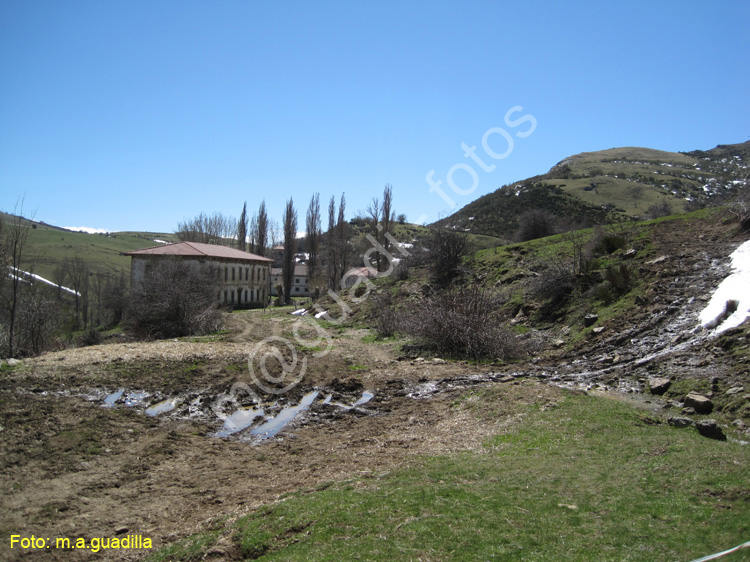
64,226,110,234
699,240,750,333
8,267,80,296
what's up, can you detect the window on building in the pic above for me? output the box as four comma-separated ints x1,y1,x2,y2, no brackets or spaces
224,267,228,281
224,290,228,304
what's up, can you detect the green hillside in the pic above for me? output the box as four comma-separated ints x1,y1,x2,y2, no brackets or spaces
437,141,750,240
4,215,180,282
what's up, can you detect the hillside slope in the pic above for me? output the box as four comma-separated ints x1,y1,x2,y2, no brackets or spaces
437,140,750,241
1,213,180,281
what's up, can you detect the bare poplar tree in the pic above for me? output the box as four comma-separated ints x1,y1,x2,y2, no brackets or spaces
282,198,298,305
237,202,248,251
381,183,394,259
256,201,269,256
336,193,348,281
306,192,321,277
248,212,258,253
326,196,338,289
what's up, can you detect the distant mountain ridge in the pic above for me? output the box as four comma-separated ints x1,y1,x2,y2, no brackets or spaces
435,140,750,241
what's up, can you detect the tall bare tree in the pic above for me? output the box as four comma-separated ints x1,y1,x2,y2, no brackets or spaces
64,255,90,329
237,202,248,251
282,198,298,305
306,193,321,277
326,196,338,289
334,193,349,285
255,201,269,257
0,204,33,358
381,183,394,259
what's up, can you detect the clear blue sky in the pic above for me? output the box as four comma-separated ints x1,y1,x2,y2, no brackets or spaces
1,0,748,233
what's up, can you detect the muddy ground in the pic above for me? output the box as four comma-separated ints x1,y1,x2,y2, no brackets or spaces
1,216,749,562
0,311,525,562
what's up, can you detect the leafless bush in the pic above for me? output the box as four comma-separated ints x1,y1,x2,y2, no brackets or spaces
529,229,597,303
125,260,223,339
425,226,472,287
727,189,750,231
14,286,61,357
603,263,634,293
371,293,400,338
402,287,523,360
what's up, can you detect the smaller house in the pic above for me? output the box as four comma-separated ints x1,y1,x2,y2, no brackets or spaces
270,264,310,298
126,241,273,308
341,266,377,289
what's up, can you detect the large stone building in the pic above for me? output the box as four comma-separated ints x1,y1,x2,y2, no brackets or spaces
125,241,273,308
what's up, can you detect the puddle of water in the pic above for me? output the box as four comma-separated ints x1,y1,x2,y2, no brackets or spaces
103,389,124,407
124,391,149,407
251,391,319,439
145,397,179,416
352,391,374,407
215,407,265,438
326,391,375,410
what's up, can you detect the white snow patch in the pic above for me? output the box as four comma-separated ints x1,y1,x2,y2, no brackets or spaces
64,226,110,234
153,239,169,245
8,267,80,296
699,240,750,333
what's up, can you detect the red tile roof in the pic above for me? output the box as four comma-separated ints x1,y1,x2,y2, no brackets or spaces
125,241,273,262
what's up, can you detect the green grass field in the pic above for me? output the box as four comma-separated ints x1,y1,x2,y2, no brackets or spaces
149,385,750,561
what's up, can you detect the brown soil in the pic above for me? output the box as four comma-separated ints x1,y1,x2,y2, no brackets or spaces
0,310,510,562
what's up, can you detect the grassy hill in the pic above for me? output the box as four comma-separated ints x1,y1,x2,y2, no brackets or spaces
1,212,180,282
436,140,750,241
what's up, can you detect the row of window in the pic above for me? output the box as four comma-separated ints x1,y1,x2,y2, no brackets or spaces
223,265,267,283
220,287,267,305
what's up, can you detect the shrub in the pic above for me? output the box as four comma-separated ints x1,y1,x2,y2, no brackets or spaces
425,227,472,288
515,209,559,242
402,287,523,360
603,263,634,293
125,260,223,339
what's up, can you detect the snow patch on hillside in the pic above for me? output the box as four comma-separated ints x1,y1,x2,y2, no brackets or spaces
8,267,80,296
64,226,111,234
699,239,750,333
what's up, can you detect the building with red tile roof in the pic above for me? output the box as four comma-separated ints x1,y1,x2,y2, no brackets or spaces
125,241,273,308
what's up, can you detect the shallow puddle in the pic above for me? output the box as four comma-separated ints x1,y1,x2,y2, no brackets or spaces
251,391,319,439
124,391,149,407
145,397,179,416
103,389,124,407
215,407,265,438
327,390,375,410
352,391,374,407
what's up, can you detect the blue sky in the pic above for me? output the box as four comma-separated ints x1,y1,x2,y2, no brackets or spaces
1,0,748,233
